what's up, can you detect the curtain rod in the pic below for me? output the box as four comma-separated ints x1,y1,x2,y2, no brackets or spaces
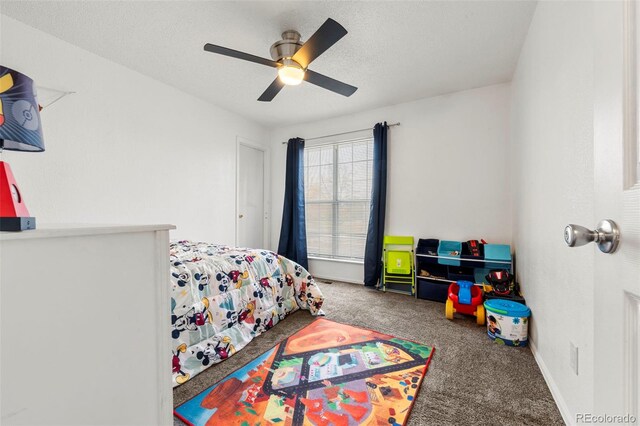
281,122,400,144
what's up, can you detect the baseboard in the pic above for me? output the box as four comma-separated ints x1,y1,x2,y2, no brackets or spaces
529,339,573,426
312,275,363,285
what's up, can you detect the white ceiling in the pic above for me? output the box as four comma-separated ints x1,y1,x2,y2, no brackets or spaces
1,1,536,127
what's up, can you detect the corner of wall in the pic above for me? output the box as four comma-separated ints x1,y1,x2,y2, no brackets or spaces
508,0,596,420
529,340,576,426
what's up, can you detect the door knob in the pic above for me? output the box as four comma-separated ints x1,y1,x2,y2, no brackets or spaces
564,219,620,253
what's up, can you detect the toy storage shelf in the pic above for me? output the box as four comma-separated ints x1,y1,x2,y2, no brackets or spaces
416,275,454,284
415,253,512,268
415,251,512,303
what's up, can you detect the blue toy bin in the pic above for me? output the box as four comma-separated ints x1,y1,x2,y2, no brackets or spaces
484,299,531,347
437,240,462,266
474,268,492,285
484,244,512,268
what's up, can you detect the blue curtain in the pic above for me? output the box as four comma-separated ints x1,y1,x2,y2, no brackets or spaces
277,137,309,270
364,122,388,287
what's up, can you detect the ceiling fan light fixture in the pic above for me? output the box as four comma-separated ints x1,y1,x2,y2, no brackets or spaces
204,18,357,101
278,61,305,86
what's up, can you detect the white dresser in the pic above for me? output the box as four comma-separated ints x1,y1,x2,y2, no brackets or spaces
0,224,175,425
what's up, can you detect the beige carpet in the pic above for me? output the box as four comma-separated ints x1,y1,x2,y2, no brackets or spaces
174,281,564,425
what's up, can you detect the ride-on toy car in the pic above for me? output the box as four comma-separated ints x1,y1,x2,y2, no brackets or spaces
445,280,485,325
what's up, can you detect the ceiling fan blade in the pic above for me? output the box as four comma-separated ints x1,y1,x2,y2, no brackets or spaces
304,70,357,97
292,18,347,68
204,43,281,68
258,77,286,102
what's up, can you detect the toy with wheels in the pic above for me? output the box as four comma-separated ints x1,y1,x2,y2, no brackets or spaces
445,280,485,325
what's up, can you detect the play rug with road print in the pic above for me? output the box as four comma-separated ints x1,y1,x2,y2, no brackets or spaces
174,318,435,426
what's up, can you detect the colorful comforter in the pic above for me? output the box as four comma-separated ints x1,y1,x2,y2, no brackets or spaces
171,241,324,387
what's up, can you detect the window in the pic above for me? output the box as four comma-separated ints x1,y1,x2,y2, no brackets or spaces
304,138,374,261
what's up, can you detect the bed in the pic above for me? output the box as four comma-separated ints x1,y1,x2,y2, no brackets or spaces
170,241,324,387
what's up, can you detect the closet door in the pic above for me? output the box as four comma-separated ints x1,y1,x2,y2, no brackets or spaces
237,139,267,249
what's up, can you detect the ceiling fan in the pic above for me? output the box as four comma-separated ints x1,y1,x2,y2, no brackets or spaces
203,18,358,102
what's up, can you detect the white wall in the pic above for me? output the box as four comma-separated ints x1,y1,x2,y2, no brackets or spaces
510,2,595,423
0,16,268,243
270,84,512,283
0,6,597,420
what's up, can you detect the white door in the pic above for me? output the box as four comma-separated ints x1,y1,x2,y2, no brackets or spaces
591,1,640,420
237,142,266,249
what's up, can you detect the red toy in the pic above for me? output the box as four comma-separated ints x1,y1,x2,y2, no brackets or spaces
445,280,485,325
0,162,35,230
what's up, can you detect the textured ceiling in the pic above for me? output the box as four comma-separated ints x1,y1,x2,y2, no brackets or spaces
1,1,536,127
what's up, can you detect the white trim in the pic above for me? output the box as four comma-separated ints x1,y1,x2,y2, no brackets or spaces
153,229,173,425
416,275,454,284
312,274,363,285
308,256,364,265
624,0,640,188
415,253,511,265
623,4,640,420
236,136,270,249
529,339,574,426
624,291,640,421
0,223,175,241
